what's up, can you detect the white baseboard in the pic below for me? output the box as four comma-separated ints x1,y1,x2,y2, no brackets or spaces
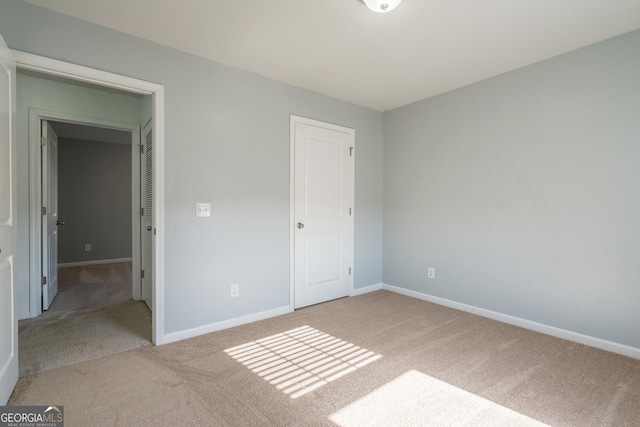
162,283,384,345
162,283,383,344
351,283,383,296
163,305,292,345
58,258,132,268
382,283,640,360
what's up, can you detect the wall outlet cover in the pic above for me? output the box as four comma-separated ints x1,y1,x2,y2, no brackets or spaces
230,283,239,298
195,202,211,218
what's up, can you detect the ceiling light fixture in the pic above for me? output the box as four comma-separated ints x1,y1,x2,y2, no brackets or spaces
361,0,402,13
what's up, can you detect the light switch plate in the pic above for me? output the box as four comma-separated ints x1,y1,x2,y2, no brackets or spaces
195,202,211,218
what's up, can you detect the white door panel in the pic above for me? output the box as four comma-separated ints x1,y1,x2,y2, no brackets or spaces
0,33,18,405
41,120,59,310
305,233,342,285
293,119,354,309
305,138,342,216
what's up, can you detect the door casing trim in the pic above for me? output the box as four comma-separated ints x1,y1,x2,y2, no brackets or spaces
29,110,142,315
13,50,166,344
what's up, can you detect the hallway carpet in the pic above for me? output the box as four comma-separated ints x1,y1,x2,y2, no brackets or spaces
18,262,151,376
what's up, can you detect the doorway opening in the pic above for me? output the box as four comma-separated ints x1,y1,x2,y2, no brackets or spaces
19,115,153,376
13,50,165,346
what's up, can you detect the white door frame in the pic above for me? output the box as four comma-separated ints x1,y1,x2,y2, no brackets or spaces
13,50,166,344
289,115,355,310
29,109,142,312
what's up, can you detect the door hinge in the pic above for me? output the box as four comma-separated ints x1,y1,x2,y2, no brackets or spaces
141,270,145,279
141,207,144,216
41,276,47,285
41,206,47,216
140,144,144,154
41,137,47,146
349,267,352,275
349,207,352,216
349,146,354,157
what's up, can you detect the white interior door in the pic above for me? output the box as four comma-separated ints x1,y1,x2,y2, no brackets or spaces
293,117,354,309
0,33,18,405
41,120,59,310
140,122,153,311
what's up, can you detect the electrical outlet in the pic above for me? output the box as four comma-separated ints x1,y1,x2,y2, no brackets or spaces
428,267,435,279
84,244,92,252
195,202,211,218
230,283,239,298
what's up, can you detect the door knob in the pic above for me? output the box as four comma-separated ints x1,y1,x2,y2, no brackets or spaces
57,220,65,226
147,226,152,231
297,223,304,229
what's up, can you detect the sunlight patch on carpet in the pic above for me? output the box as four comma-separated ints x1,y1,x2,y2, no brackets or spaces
225,325,381,399
329,370,550,426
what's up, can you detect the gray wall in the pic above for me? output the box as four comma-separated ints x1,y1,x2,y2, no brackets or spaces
8,1,634,351
15,71,143,319
1,1,384,333
383,30,640,349
58,138,132,264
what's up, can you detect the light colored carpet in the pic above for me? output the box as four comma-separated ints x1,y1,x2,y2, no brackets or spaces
330,370,549,426
18,262,151,376
10,291,640,426
53,261,134,311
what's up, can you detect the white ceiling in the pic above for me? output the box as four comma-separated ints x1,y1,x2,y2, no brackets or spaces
23,0,640,111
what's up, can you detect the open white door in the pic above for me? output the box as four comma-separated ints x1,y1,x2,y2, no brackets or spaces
293,117,354,309
140,121,153,311
0,34,18,404
41,120,59,310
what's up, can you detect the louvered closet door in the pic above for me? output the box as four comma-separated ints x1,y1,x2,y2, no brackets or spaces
141,124,153,311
